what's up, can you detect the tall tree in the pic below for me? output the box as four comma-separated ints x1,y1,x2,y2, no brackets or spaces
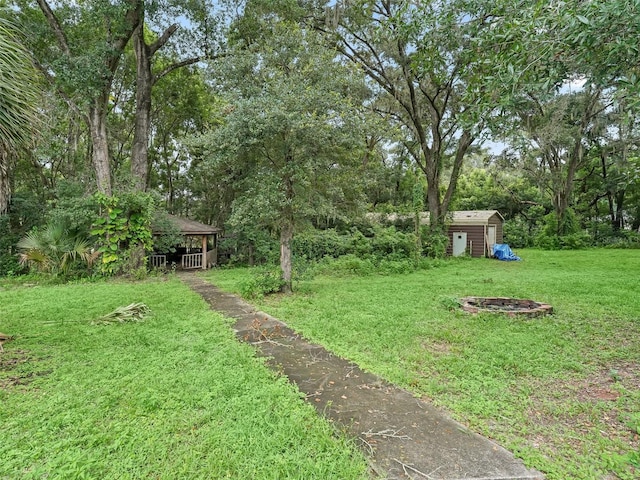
0,13,40,214
130,0,224,190
17,0,141,195
509,89,605,235
314,0,501,229
201,22,365,291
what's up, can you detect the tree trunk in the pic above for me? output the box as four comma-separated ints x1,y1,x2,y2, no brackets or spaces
132,23,152,191
88,102,112,196
280,221,293,294
0,147,10,215
614,190,625,231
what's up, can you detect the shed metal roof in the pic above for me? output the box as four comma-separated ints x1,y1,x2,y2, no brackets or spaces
153,214,221,235
449,210,504,225
366,210,504,226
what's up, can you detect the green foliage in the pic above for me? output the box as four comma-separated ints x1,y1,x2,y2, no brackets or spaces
0,12,40,153
599,232,640,249
17,222,97,277
0,214,21,275
292,229,350,261
240,267,286,299
221,226,279,266
47,181,99,233
422,228,449,259
503,217,538,248
150,211,184,254
535,210,592,250
91,192,155,275
316,254,376,276
292,226,418,264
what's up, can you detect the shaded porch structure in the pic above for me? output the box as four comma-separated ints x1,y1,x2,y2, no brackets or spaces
150,215,221,270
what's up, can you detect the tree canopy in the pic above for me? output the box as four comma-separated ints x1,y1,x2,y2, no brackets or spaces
3,0,640,280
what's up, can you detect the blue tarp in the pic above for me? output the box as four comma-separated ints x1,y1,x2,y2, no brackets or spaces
492,243,521,261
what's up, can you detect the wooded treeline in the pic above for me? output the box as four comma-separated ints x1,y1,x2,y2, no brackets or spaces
1,0,639,283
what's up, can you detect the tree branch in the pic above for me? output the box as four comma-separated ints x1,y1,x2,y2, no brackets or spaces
150,23,178,56
153,53,227,84
36,0,70,55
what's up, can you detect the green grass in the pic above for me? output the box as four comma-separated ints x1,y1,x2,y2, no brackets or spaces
204,249,640,480
0,277,368,479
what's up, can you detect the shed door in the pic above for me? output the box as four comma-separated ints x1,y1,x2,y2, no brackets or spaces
452,232,467,257
487,225,496,255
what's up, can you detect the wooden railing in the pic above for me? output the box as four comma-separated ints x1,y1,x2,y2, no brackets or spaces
181,253,202,269
149,254,167,268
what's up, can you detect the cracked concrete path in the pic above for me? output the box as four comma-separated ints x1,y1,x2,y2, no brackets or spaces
180,272,543,480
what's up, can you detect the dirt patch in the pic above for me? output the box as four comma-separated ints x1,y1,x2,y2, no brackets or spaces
0,349,50,390
421,340,453,355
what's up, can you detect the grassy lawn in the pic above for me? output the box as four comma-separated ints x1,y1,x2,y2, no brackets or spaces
0,278,368,479
204,249,640,480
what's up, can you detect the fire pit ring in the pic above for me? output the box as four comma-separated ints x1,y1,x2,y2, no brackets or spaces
460,297,553,317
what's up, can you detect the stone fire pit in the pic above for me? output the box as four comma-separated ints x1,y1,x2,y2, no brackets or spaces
460,297,553,317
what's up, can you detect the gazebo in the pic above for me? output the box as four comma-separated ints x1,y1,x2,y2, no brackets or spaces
150,214,221,270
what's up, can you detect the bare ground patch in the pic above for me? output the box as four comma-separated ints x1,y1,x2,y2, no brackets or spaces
0,349,50,390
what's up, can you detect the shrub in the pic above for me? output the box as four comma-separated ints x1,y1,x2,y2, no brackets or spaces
0,215,21,276
599,231,640,249
369,226,418,260
292,229,350,260
422,228,449,259
504,217,537,248
315,254,376,276
240,267,285,299
17,223,98,277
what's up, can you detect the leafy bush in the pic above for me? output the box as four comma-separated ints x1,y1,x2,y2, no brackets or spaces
220,227,279,266
293,226,419,263
293,229,350,260
150,212,184,254
422,228,449,259
240,267,285,299
315,254,376,276
369,226,418,260
504,217,537,248
47,181,99,233
535,232,591,250
598,231,640,249
91,192,155,275
0,215,21,276
17,223,98,277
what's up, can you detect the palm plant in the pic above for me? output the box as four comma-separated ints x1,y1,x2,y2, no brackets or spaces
0,12,40,214
18,223,99,276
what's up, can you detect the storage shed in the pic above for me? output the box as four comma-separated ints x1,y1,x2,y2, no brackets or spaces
150,215,221,270
446,210,504,258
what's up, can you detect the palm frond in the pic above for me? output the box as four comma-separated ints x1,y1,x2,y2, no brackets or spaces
92,303,151,325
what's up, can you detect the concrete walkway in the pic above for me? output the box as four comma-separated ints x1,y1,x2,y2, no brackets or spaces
180,272,543,480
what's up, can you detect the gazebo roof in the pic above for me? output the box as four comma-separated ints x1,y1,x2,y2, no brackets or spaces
153,214,221,236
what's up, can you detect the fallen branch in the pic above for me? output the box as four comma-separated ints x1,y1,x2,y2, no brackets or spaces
362,427,411,440
392,458,441,479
